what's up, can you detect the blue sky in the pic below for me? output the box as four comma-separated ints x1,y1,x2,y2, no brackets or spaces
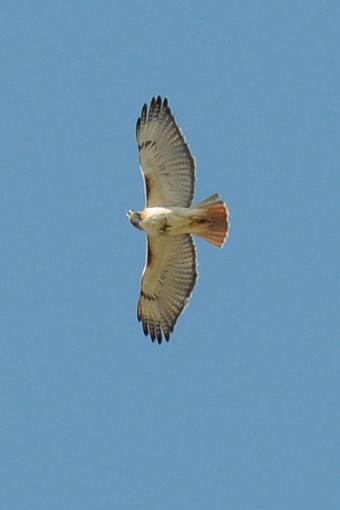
1,1,339,508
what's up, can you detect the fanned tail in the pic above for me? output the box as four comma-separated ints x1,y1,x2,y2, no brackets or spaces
192,193,229,247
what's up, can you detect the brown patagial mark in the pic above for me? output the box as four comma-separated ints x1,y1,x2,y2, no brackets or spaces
146,242,153,267
144,175,152,202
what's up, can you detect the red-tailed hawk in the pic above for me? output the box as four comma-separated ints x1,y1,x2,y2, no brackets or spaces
128,97,229,343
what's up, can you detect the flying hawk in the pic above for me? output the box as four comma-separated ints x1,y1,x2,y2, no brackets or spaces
128,97,229,343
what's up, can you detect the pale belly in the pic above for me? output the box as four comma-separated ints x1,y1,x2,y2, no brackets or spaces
140,207,193,236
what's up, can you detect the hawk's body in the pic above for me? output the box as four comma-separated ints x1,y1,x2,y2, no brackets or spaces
128,97,229,343
140,206,209,236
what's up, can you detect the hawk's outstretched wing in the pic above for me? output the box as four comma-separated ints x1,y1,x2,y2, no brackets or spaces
137,234,198,343
136,96,195,207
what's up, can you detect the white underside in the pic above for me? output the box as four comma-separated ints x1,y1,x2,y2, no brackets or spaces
140,206,198,236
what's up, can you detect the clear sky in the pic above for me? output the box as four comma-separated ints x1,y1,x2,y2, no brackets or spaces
1,1,339,509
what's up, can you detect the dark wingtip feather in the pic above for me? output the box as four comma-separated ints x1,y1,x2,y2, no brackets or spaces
149,323,156,342
142,320,148,336
163,97,170,113
136,117,141,137
141,103,147,121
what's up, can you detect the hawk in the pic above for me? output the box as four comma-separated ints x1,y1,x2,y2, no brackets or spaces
128,97,229,343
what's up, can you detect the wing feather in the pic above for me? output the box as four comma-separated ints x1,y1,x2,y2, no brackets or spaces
137,234,198,343
136,96,195,207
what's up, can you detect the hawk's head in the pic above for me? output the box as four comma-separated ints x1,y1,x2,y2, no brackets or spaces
127,210,142,230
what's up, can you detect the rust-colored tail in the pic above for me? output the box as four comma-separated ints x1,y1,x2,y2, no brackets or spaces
193,193,229,247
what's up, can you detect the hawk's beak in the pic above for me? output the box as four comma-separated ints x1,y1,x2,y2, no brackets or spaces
126,210,132,219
